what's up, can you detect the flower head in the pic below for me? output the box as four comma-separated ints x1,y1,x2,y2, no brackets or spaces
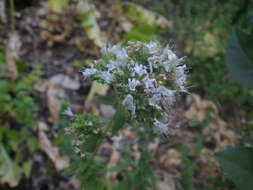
64,107,74,117
142,76,156,91
106,61,121,71
132,64,147,77
128,78,140,91
82,41,188,129
82,68,96,78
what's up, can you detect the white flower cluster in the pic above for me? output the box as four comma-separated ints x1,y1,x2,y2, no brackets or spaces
63,107,74,117
82,41,187,134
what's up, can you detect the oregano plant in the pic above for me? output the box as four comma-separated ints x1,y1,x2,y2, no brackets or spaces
63,41,188,190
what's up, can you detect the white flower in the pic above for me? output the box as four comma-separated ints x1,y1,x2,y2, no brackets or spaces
101,44,117,54
163,61,172,72
128,78,140,91
102,45,128,60
74,140,82,146
115,48,128,60
132,64,147,77
163,57,184,72
142,76,156,89
148,94,161,109
157,86,176,97
110,45,128,60
174,65,187,90
106,61,121,71
122,94,136,117
153,119,169,134
148,55,162,64
101,71,113,84
149,86,176,109
84,121,93,126
74,146,80,153
161,96,176,110
149,62,153,73
164,46,177,61
64,107,74,116
82,68,96,78
146,41,159,54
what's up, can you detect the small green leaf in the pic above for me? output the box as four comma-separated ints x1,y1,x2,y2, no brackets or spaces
48,0,69,13
225,29,253,88
22,161,32,178
215,146,253,190
97,96,115,105
111,108,127,135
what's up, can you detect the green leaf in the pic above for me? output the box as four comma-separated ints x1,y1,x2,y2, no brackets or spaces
120,2,171,28
111,108,127,135
225,29,253,88
81,133,102,153
123,24,159,42
48,0,69,13
83,178,106,190
97,96,115,105
77,2,103,47
0,145,22,187
215,146,253,190
22,161,32,178
0,51,5,66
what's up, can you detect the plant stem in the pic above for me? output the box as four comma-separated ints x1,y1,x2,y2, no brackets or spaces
9,0,16,32
93,87,121,155
93,118,114,155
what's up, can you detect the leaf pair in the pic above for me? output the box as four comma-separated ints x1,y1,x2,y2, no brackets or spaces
216,146,253,190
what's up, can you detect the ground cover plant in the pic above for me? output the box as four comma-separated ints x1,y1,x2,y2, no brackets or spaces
63,41,188,189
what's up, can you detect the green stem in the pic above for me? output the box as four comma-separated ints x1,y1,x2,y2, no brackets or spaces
9,0,16,32
93,118,114,155
93,87,121,155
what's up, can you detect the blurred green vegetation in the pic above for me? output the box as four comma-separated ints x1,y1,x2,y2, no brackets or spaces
0,50,41,187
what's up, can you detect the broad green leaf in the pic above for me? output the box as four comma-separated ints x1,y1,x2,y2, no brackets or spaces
225,29,253,88
48,0,69,13
215,146,253,190
111,108,127,135
0,145,22,187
